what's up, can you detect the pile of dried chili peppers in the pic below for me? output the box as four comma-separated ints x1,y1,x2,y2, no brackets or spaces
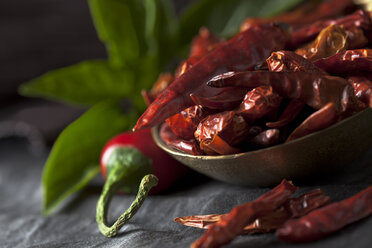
175,180,372,247
136,0,372,156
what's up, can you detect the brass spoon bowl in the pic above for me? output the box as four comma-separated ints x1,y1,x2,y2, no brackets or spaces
152,108,372,187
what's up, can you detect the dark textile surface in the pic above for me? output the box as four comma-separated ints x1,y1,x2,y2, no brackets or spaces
1,139,372,248
1,0,372,247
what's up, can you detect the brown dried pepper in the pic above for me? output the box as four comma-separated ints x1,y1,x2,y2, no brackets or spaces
207,71,361,115
266,50,326,74
289,10,371,48
247,129,280,148
175,28,224,78
235,86,282,123
191,179,298,248
200,134,242,155
133,23,290,131
286,102,337,142
295,24,348,61
175,189,329,234
276,185,372,243
141,73,174,106
347,75,372,106
313,49,372,74
159,122,203,155
194,111,249,149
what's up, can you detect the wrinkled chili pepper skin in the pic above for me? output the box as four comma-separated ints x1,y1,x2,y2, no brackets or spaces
313,49,372,74
100,129,188,194
175,28,224,78
200,134,242,155
191,179,298,248
295,24,348,61
166,105,212,140
266,99,305,128
207,71,360,114
289,10,371,48
190,87,248,110
276,185,372,243
267,50,326,73
347,75,372,106
194,111,249,147
236,86,282,123
160,122,203,155
345,27,369,49
141,73,174,106
133,23,290,131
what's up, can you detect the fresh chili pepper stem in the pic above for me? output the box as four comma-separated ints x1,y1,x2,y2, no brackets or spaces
96,170,158,237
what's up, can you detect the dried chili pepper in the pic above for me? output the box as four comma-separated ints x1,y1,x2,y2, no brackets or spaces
295,24,348,61
266,50,326,73
133,23,290,131
235,86,282,123
207,71,362,115
141,73,174,106
194,111,249,149
190,87,248,110
160,122,203,155
200,134,242,155
345,27,369,49
266,100,305,128
276,185,372,243
347,75,372,106
240,0,354,32
289,10,371,48
191,179,298,248
247,129,280,148
166,105,212,140
286,102,337,142
176,189,329,234
313,49,372,74
175,28,224,78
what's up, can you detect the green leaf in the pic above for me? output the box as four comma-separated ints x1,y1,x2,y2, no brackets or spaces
179,0,303,43
89,0,143,68
42,101,137,215
19,60,135,105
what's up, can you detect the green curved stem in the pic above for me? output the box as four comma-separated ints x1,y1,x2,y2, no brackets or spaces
96,171,158,237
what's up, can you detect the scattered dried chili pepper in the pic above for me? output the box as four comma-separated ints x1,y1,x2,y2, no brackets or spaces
176,188,329,234
276,185,372,243
295,24,348,61
313,49,372,74
191,179,298,248
133,23,290,131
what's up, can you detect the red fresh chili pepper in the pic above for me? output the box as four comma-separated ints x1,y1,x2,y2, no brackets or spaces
313,49,372,74
191,179,298,248
133,23,290,131
289,10,371,48
276,185,372,243
207,71,362,115
96,129,189,237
